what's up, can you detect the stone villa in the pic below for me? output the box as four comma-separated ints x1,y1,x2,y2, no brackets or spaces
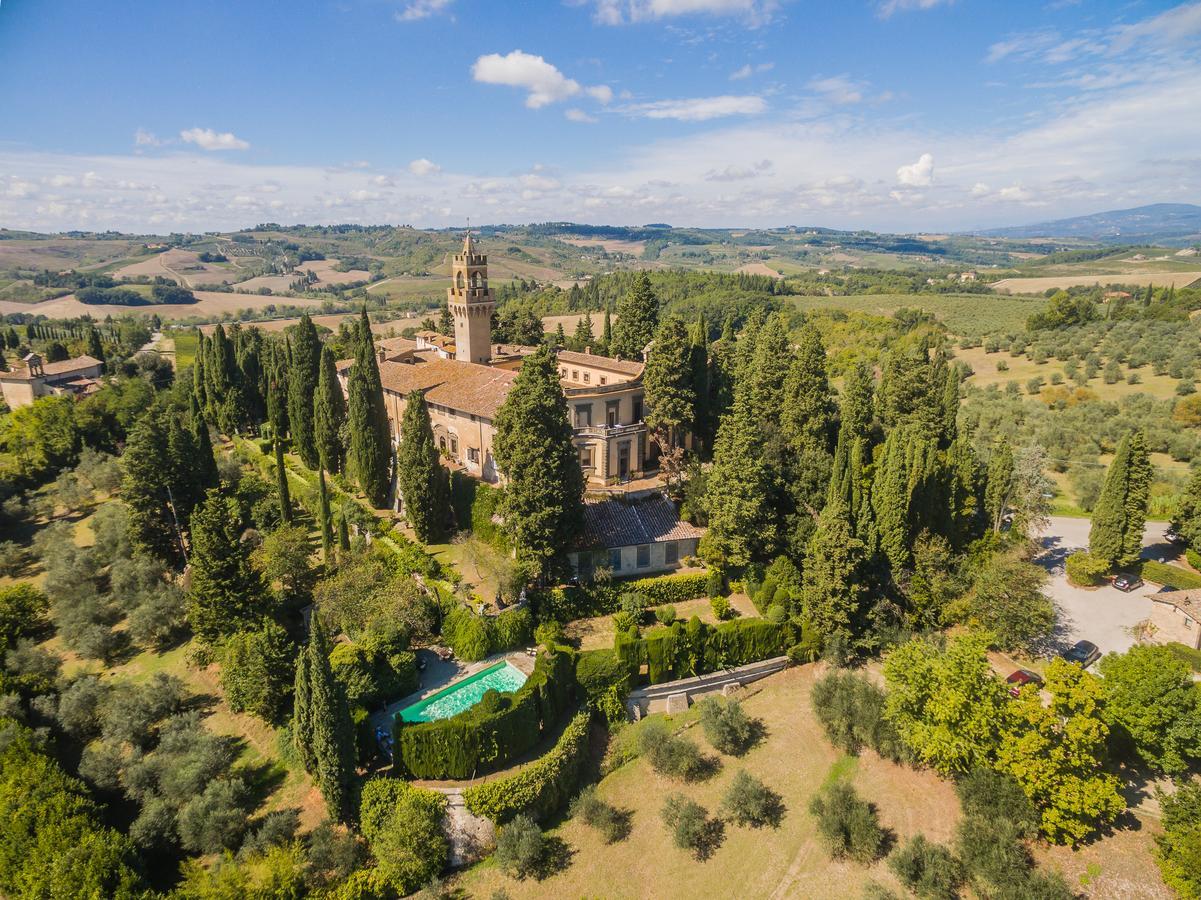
338,233,653,489
0,352,104,409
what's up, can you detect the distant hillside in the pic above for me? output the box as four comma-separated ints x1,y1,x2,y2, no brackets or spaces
978,203,1201,246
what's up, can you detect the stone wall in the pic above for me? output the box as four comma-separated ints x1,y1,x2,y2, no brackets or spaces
625,656,789,719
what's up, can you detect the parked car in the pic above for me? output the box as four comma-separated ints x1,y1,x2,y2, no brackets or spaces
1113,573,1144,592
1005,669,1043,697
1062,640,1102,668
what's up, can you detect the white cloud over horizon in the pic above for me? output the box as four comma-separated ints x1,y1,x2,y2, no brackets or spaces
179,128,250,151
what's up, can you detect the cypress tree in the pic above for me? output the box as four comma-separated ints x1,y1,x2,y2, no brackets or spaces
872,427,911,571
275,437,292,525
802,500,869,651
493,344,585,578
701,392,779,569
318,469,333,564
733,308,766,387
305,617,356,821
744,313,792,429
397,390,448,542
1090,430,1152,569
288,314,322,469
293,637,315,772
347,311,392,507
122,411,181,563
877,346,938,432
192,413,219,498
984,440,1015,535
611,272,659,360
314,345,347,474
187,489,268,644
573,310,594,351
782,322,836,452
0,348,7,372
192,332,208,413
939,361,961,446
689,313,711,454
438,300,454,337
599,309,613,357
643,316,697,447
338,513,351,555
267,357,289,442
237,328,266,431
85,326,104,366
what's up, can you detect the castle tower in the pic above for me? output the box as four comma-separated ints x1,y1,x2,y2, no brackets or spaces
448,231,495,365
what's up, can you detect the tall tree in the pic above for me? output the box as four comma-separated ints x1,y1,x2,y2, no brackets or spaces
872,427,912,571
437,300,454,337
599,309,613,357
801,500,869,651
572,310,594,351
939,361,961,446
192,332,208,413
782,323,836,453
274,437,292,525
122,411,181,563
1171,465,1201,552
288,314,322,469
85,326,104,366
346,311,392,507
492,344,584,578
839,362,876,445
610,272,658,361
314,346,347,474
318,469,334,565
295,618,356,821
187,489,268,644
877,346,938,433
397,390,448,543
984,440,1015,535
743,313,792,429
688,313,711,455
236,327,267,431
643,316,697,448
1090,429,1152,568
701,392,779,569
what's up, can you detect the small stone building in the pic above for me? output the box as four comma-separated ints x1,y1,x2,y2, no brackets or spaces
1145,589,1201,650
569,495,704,579
0,353,104,409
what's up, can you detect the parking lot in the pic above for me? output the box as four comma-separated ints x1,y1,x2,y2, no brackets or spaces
1034,516,1174,663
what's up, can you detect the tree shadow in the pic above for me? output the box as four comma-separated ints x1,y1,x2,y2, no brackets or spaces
691,816,726,861
684,752,723,783
531,835,576,880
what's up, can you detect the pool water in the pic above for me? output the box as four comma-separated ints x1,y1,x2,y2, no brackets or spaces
397,661,528,723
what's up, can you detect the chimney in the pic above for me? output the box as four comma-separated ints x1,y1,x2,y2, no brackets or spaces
378,347,386,363
584,346,591,354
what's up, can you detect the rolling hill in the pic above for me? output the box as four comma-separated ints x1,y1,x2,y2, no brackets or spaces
978,203,1201,246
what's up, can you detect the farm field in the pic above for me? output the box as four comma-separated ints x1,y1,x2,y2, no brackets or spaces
111,248,244,286
992,271,1201,294
366,274,451,301
559,236,648,256
455,665,1166,899
293,258,371,286
956,344,1186,400
0,237,145,270
0,289,326,320
793,292,1045,336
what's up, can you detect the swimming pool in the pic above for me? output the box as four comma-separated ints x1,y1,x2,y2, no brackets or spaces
396,660,528,723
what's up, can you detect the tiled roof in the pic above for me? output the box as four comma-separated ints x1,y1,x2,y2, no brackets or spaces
556,349,644,377
579,495,704,550
357,357,517,420
5,355,103,380
1154,589,1201,618
377,336,417,354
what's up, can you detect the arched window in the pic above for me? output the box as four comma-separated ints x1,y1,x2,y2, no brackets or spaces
470,272,482,288
456,271,465,289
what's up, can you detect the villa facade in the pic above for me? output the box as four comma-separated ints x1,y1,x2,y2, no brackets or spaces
338,233,651,490
0,352,104,409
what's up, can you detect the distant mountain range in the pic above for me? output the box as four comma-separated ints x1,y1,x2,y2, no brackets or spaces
977,203,1201,246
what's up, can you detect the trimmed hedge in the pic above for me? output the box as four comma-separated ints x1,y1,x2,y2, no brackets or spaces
441,605,534,662
1065,551,1107,587
537,572,710,621
1142,560,1201,591
396,648,577,780
1166,642,1201,672
462,711,592,824
449,471,508,550
614,616,796,686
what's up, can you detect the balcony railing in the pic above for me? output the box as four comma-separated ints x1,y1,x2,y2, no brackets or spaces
574,421,645,438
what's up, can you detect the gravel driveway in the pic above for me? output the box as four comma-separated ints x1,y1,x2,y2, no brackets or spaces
1033,516,1175,663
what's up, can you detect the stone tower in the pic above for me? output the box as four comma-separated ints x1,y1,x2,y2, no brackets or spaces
448,231,495,365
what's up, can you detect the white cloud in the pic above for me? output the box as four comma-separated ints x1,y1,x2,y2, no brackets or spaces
134,128,161,147
179,128,249,151
623,94,766,121
409,158,441,176
896,153,935,186
520,173,561,191
471,50,610,109
586,0,777,26
807,75,866,105
729,61,773,80
877,0,954,17
565,108,598,123
395,0,453,21
705,159,772,181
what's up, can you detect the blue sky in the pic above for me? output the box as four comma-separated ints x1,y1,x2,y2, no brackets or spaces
1,0,1200,232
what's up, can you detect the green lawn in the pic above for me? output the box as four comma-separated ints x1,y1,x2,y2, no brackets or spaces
170,329,198,368
793,292,1045,336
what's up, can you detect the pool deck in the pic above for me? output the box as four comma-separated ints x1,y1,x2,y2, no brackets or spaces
369,648,537,733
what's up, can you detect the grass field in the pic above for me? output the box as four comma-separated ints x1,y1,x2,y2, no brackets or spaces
170,330,198,367
795,293,1046,336
955,345,1186,400
0,289,327,321
455,665,1167,899
992,272,1201,294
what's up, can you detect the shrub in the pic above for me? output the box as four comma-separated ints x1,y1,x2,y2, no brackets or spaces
220,621,295,723
1065,551,1108,587
766,603,787,624
0,542,27,578
706,569,724,599
811,671,907,762
697,697,756,756
612,610,638,633
444,608,492,661
637,719,711,781
574,649,630,701
954,815,1032,895
569,785,629,843
721,770,783,828
1155,780,1201,898
493,607,533,651
655,605,677,626
533,620,564,648
176,778,249,854
808,782,885,864
494,815,544,879
463,713,591,824
1143,560,1201,591
888,835,963,900
955,769,1037,837
661,793,722,859
359,779,449,896
1166,642,1201,672
1187,548,1201,571
0,583,48,652
710,595,733,620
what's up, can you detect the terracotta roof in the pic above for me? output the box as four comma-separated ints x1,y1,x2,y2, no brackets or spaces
556,349,644,377
578,495,704,550
377,336,417,353
6,355,103,380
1154,589,1201,618
348,357,517,420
